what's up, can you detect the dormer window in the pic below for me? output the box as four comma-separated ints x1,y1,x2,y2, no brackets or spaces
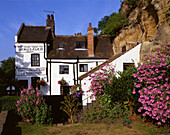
122,46,126,52
59,43,64,48
76,41,86,49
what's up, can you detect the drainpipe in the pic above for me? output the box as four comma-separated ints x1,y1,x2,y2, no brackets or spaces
76,56,79,84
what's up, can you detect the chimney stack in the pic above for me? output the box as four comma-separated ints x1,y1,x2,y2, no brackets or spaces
87,23,94,57
46,14,55,37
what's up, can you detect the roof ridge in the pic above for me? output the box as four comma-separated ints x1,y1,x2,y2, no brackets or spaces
25,25,47,28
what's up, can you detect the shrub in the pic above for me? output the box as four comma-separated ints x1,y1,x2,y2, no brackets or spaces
133,47,170,126
87,62,138,127
60,94,81,124
0,96,19,111
16,86,52,126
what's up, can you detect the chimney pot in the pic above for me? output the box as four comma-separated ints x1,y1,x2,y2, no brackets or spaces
47,14,50,20
89,23,91,28
51,14,54,20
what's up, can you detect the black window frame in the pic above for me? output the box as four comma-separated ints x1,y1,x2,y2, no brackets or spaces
31,54,40,67
59,42,64,48
122,46,126,52
80,64,88,72
123,63,134,71
76,41,87,49
59,65,69,74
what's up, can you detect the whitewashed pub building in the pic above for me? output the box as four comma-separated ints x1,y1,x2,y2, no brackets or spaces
15,14,113,97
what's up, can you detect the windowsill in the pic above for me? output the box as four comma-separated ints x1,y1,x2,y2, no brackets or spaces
74,48,87,50
57,48,64,50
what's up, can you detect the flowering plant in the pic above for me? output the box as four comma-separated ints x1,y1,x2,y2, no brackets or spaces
16,85,52,125
58,77,67,85
70,84,83,98
37,79,46,86
133,47,170,126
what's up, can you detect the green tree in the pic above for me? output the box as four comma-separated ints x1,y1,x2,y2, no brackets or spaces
101,13,128,37
97,15,110,31
0,57,15,84
93,27,98,35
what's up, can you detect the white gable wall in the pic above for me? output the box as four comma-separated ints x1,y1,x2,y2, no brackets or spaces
80,43,142,106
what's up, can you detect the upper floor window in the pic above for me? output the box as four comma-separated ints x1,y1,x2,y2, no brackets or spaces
31,54,40,66
76,41,86,49
59,65,69,74
80,64,88,72
122,46,126,52
123,63,134,71
59,43,64,48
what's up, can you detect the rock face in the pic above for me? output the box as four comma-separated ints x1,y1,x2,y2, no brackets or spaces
112,0,170,62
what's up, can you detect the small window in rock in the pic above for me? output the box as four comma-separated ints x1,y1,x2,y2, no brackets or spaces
59,43,64,48
122,46,126,52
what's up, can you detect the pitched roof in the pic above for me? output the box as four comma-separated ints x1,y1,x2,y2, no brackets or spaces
17,23,51,43
47,35,113,59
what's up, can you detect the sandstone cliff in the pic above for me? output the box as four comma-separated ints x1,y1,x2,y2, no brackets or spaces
112,0,170,62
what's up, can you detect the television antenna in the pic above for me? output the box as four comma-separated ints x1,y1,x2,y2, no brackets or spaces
43,10,55,14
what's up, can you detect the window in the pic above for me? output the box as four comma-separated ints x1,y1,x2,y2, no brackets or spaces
80,64,88,72
59,65,69,74
31,54,40,66
76,41,86,48
122,46,126,52
123,63,134,71
31,77,40,89
59,43,64,48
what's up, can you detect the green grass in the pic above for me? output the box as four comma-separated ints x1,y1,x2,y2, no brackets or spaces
16,119,170,135
2,111,170,135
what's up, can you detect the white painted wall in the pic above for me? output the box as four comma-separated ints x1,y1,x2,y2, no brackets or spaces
15,42,48,93
80,43,142,106
48,59,106,95
15,41,107,96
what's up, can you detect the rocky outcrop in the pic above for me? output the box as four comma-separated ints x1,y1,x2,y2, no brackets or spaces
112,0,170,62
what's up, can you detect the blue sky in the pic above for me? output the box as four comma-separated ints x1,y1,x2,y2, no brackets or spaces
0,0,121,62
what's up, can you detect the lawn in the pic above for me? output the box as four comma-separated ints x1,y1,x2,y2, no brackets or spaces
8,119,170,135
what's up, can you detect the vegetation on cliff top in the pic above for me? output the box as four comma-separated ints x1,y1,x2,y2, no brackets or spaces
94,0,140,37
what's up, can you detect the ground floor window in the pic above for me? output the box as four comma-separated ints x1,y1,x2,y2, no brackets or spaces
31,77,40,89
123,63,134,71
80,64,88,72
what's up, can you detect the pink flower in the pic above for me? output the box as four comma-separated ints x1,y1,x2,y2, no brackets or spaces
27,119,30,123
111,68,114,71
29,85,32,89
17,109,21,111
157,122,161,126
162,119,166,123
158,76,162,79
36,101,39,105
132,89,136,94
25,98,29,102
109,80,111,84
136,84,141,88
